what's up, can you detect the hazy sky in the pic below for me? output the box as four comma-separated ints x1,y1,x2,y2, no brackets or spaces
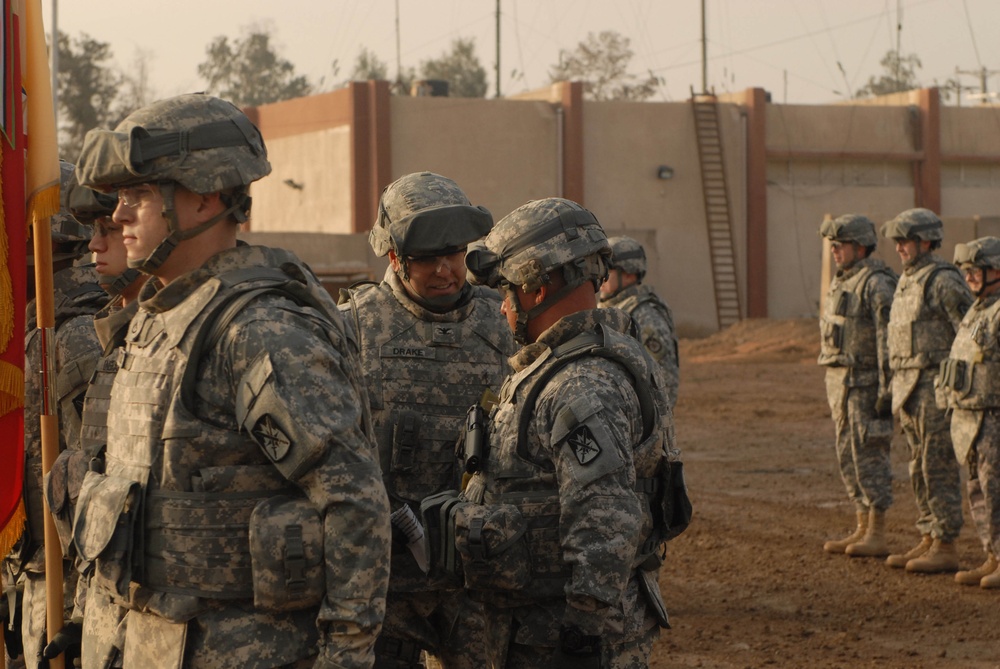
43,0,1000,105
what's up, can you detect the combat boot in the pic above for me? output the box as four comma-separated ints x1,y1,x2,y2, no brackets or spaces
955,551,997,585
905,539,959,573
886,534,931,568
845,510,889,557
979,561,1000,589
823,511,867,554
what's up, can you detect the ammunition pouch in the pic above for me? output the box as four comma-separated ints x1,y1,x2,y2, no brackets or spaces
419,490,465,586
73,471,142,599
659,460,693,542
453,503,530,591
939,359,971,396
44,448,89,557
391,410,422,473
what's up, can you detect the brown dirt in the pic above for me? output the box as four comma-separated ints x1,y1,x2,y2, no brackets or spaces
649,318,999,669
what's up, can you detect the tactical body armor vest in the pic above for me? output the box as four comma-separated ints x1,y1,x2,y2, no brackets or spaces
18,265,104,572
74,248,353,620
889,258,963,371
342,280,512,506
80,301,139,458
940,294,1000,411
818,260,894,369
480,322,670,601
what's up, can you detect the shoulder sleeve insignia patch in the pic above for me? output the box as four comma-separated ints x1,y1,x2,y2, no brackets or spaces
252,414,292,462
568,425,602,465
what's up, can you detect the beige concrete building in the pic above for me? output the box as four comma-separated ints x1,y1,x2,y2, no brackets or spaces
243,83,1000,336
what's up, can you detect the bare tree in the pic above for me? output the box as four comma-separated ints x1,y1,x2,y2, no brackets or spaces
56,31,121,160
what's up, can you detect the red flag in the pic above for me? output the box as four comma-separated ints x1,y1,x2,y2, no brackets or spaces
0,0,27,559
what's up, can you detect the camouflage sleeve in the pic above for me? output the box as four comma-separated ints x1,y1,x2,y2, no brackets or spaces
55,314,102,451
930,268,974,333
632,302,680,408
534,358,643,636
865,271,896,399
226,300,391,669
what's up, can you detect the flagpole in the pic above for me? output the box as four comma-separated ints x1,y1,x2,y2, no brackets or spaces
24,0,64,664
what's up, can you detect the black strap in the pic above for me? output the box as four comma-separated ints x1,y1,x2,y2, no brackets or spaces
129,116,262,169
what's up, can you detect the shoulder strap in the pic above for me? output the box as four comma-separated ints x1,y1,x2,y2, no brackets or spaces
515,325,658,469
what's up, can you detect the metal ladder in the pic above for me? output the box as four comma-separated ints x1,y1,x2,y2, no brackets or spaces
691,94,742,330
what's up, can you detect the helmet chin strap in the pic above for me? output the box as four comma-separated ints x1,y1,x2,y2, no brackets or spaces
501,279,584,345
129,182,250,273
975,269,1000,297
100,268,142,298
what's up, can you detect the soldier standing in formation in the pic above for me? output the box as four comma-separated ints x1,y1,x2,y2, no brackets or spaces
2,162,106,669
458,198,678,668
73,93,391,668
339,172,515,668
941,237,1000,588
598,236,680,410
882,208,971,573
817,215,897,557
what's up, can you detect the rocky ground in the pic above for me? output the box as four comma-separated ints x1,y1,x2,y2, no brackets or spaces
648,318,998,669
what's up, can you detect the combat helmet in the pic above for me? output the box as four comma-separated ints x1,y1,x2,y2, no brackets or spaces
607,236,648,280
466,197,611,343
954,237,1000,296
819,214,878,248
75,93,271,273
64,171,142,297
30,160,92,265
881,208,944,242
369,172,492,265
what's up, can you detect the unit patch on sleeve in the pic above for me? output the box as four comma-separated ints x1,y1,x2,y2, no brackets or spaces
252,414,292,462
568,424,602,465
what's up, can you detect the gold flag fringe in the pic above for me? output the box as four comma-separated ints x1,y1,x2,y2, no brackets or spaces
0,498,25,560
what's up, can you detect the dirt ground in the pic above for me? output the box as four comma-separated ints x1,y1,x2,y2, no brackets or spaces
648,318,999,669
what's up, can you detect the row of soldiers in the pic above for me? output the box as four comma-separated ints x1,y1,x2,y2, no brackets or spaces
2,92,686,669
818,210,1000,588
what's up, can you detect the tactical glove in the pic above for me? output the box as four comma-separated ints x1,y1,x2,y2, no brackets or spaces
551,625,603,669
40,619,81,668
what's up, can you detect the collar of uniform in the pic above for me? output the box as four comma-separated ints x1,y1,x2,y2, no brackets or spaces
384,265,475,323
597,281,643,308
510,307,631,372
903,251,937,276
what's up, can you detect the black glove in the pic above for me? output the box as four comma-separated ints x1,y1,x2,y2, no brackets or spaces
875,394,892,418
1,586,24,657
551,625,602,669
39,620,81,668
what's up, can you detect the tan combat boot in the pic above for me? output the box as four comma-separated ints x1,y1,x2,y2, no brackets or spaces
955,551,998,585
979,560,1000,589
846,509,889,557
823,511,867,554
905,539,959,573
886,534,932,568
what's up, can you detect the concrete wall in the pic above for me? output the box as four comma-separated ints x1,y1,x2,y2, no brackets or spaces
246,86,1000,335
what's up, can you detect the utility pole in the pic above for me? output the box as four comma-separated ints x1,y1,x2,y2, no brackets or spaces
495,0,501,98
955,66,1000,105
395,0,402,93
700,0,707,94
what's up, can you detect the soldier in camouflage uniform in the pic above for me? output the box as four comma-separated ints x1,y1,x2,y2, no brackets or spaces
941,238,1000,588
598,236,680,410
455,198,679,669
2,161,106,669
881,208,971,573
817,215,897,558
73,93,391,669
338,172,514,669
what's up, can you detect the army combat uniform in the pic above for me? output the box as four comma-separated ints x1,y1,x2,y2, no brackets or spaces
888,253,971,548
599,283,680,410
818,257,897,524
341,269,513,668
72,246,391,669
6,265,105,669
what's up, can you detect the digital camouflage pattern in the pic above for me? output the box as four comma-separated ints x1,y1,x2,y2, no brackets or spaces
943,290,1000,559
465,308,663,667
75,245,390,669
11,265,105,669
818,257,897,514
606,236,648,278
368,172,492,258
888,253,971,542
339,266,513,668
76,93,270,195
819,214,879,248
881,208,945,243
599,283,680,409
